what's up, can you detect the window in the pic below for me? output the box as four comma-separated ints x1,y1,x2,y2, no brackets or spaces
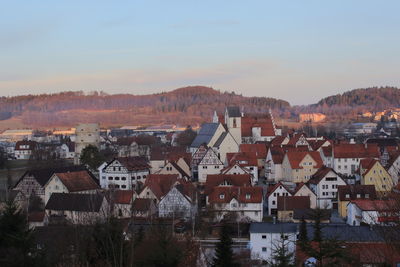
356,194,360,198
143,175,147,178
203,166,208,169
121,177,126,181
137,176,141,179
102,176,106,180
108,177,113,181
215,165,219,169
365,194,369,198
272,200,276,205
115,177,120,181
118,209,122,217
121,185,126,189
262,235,266,239
262,247,267,252
246,193,251,199
382,185,386,189
345,194,350,198
115,185,120,189
219,194,225,199
255,211,258,215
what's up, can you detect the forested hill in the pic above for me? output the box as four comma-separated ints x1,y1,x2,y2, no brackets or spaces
0,86,290,127
295,87,400,118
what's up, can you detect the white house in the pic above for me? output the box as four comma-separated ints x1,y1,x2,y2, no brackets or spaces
197,147,224,183
266,182,293,215
249,222,297,263
212,131,239,163
109,190,137,218
14,140,37,159
347,199,398,226
100,157,150,190
265,147,285,182
226,152,259,184
308,166,346,209
386,152,400,185
293,182,317,209
59,143,75,159
44,170,100,204
207,186,263,222
158,180,197,220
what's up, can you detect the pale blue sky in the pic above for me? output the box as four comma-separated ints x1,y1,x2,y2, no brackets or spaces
1,1,400,104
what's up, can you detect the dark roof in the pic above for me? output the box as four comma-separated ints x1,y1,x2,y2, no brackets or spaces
15,140,37,150
112,157,150,171
337,185,377,201
292,209,331,220
45,193,105,212
308,166,338,184
277,196,310,211
306,224,386,242
15,165,88,187
365,138,399,147
132,198,154,211
249,222,298,233
213,132,228,148
190,123,219,148
226,106,241,117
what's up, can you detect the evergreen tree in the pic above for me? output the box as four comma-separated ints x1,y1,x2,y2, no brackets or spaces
312,209,323,242
79,145,105,170
213,223,238,267
298,217,309,252
0,201,43,267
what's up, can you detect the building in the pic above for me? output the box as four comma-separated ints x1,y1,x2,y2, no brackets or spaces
108,190,137,218
45,193,108,225
282,151,323,183
359,158,394,196
308,166,346,209
265,146,285,182
197,147,224,183
189,123,226,154
347,199,398,226
100,157,150,190
292,182,317,209
132,198,158,218
44,170,100,204
59,143,75,159
226,152,259,184
337,185,377,218
277,196,310,222
14,140,37,159
74,123,100,164
138,174,179,204
249,222,297,263
266,182,293,215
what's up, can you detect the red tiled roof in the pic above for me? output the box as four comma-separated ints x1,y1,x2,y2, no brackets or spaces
113,190,135,204
277,196,310,210
241,115,275,137
266,182,293,197
286,133,307,146
205,174,252,194
239,144,268,158
359,158,378,176
150,146,187,161
142,174,179,200
208,186,263,204
351,199,397,211
271,136,287,146
269,147,285,164
308,166,337,184
54,170,99,192
226,152,258,167
321,146,332,157
285,151,323,169
132,198,154,211
333,143,380,158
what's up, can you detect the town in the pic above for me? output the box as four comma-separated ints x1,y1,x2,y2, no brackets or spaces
0,106,399,266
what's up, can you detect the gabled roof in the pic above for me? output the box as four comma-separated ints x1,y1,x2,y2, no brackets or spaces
293,182,313,195
271,136,288,147
190,123,220,148
169,161,190,177
308,166,338,184
333,143,380,158
337,185,376,201
54,170,100,192
205,174,252,194
350,199,397,211
45,193,104,212
241,115,275,137
321,146,332,157
226,106,241,117
359,158,379,176
110,190,136,204
108,157,150,171
266,182,293,197
268,146,285,164
132,198,154,212
142,174,179,200
239,144,267,158
277,196,310,211
150,146,188,161
28,211,46,222
285,151,323,169
286,133,308,146
226,152,258,167
213,132,228,148
208,186,263,204
14,165,88,187
15,140,37,150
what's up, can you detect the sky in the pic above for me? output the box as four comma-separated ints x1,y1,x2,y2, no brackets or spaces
1,1,400,105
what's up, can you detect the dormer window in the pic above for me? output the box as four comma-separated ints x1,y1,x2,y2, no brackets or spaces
345,194,350,199
246,193,251,199
356,194,361,198
219,194,225,199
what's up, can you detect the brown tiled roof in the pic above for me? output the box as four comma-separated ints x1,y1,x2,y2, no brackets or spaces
287,133,307,146
15,140,37,150
132,198,154,211
350,199,397,211
269,147,285,164
55,170,99,192
285,151,323,169
266,182,293,197
271,136,287,146
205,174,252,194
239,144,267,159
116,157,150,171
321,146,332,157
337,185,376,201
226,152,258,167
112,190,135,204
142,174,179,200
45,193,104,212
28,211,46,222
359,158,378,176
208,186,263,204
277,196,310,210
241,115,275,137
333,143,380,158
